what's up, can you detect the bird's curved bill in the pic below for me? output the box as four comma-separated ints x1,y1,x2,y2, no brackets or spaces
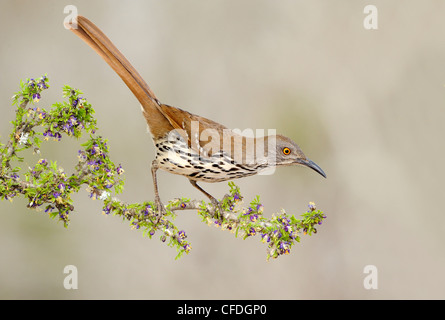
298,158,327,178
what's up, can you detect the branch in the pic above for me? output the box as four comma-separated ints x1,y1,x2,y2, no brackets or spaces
0,75,326,260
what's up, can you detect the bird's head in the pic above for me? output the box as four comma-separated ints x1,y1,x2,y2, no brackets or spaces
271,134,326,178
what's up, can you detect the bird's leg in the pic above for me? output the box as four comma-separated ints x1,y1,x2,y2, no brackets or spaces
189,179,224,220
151,160,166,224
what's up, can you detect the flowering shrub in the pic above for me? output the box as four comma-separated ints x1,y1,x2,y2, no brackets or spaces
0,76,326,260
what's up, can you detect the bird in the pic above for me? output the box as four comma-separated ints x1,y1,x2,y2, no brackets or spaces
67,15,326,219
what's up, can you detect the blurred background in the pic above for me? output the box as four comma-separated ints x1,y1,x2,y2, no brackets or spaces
1,0,444,299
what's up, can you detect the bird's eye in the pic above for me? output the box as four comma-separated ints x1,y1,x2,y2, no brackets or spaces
282,147,291,155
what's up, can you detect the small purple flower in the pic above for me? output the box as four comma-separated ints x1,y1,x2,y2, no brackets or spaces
183,243,192,253
77,97,84,107
180,202,186,209
244,207,253,216
233,193,241,201
132,222,140,229
6,193,16,201
87,161,99,171
53,192,61,198
45,206,54,213
250,214,258,222
308,202,316,212
248,227,256,236
280,216,290,226
178,230,186,240
273,229,282,239
32,93,41,102
88,190,95,198
87,160,97,167
89,144,98,155
144,205,151,216
62,123,74,135
58,183,65,191
78,150,87,162
280,242,291,255
261,233,270,243
102,204,112,215
72,98,79,107
37,81,48,90
38,111,46,120
59,211,67,219
43,130,54,140
116,164,124,175
69,116,78,126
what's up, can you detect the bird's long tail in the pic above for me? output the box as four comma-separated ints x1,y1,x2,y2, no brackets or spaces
67,15,170,138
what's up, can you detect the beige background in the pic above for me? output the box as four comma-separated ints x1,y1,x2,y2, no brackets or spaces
1,0,444,299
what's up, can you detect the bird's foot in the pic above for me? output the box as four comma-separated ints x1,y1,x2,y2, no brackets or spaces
210,198,224,221
154,198,166,226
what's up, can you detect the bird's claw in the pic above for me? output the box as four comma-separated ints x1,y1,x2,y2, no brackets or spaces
210,198,224,221
154,198,166,226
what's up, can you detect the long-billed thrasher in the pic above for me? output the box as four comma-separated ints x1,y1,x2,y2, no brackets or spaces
68,16,326,218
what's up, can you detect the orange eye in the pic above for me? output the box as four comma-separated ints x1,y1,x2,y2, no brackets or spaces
283,147,291,155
